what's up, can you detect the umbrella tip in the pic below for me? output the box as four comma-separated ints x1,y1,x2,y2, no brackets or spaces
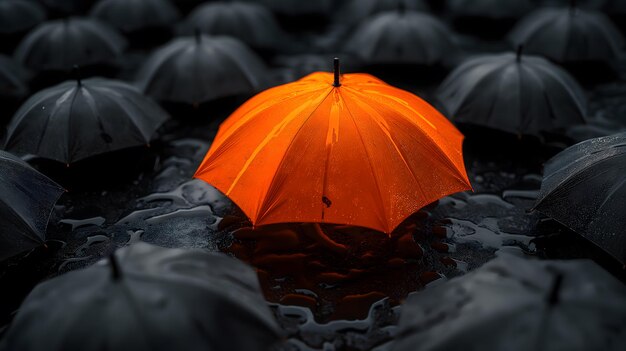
547,273,564,306
109,253,122,281
333,57,341,87
516,45,523,63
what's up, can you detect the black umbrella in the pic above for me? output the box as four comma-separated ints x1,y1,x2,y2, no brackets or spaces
38,0,96,15
0,150,63,261
0,0,46,36
14,18,127,73
239,0,334,16
0,242,283,351
534,132,626,264
136,33,271,106
509,6,624,63
338,0,429,26
0,54,29,100
3,78,169,164
345,10,457,66
605,0,626,13
90,0,180,34
447,0,532,19
393,254,626,351
436,50,587,136
181,2,286,53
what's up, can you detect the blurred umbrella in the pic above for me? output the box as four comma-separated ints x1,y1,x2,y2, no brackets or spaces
393,254,626,351
0,150,63,261
345,10,457,66
90,0,180,33
195,59,471,234
437,49,587,136
3,78,169,164
338,0,429,26
14,18,127,73
0,0,46,35
447,0,532,19
534,132,626,264
136,33,271,106
38,0,96,15
0,55,30,100
0,242,282,351
181,2,286,52
605,0,626,13
239,0,334,16
509,5,624,63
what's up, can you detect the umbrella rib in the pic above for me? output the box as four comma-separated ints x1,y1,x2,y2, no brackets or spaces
346,86,467,183
255,88,335,222
536,153,626,209
341,94,389,230
592,175,626,222
342,89,428,203
0,201,46,244
63,84,83,163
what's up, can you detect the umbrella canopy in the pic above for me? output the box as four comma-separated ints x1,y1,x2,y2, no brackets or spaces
534,132,626,264
90,0,180,33
0,150,64,261
181,2,285,52
0,0,46,35
436,50,587,136
345,10,457,66
136,34,270,106
338,0,429,26
14,18,126,73
195,60,471,234
0,55,30,99
605,0,626,13
509,6,624,63
0,242,282,351
447,0,532,19
38,0,96,15
3,78,169,164
393,254,626,351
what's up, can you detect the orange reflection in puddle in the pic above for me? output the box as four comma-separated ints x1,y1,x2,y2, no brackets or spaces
218,210,442,322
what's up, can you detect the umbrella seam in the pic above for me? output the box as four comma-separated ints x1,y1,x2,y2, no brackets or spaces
256,87,335,223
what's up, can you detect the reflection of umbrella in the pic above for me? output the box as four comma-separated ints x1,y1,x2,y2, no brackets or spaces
136,34,270,106
3,78,169,164
448,0,532,19
0,55,29,100
534,132,626,264
394,254,626,351
339,0,429,25
437,50,587,136
509,6,624,63
195,60,471,234
345,10,457,65
90,0,180,33
1,242,282,351
0,151,64,261
15,18,127,72
181,2,285,52
0,0,46,35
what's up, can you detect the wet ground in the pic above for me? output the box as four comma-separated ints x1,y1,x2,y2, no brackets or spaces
2,13,626,351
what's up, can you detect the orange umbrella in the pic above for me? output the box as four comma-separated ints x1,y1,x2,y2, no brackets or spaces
195,59,471,234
